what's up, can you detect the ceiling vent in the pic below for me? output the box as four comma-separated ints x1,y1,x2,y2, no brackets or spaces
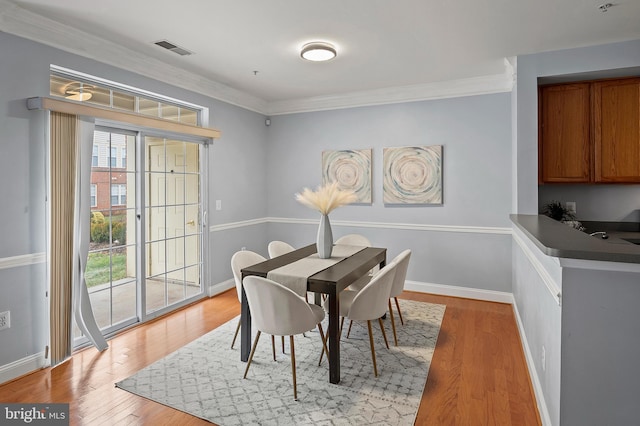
154,40,193,56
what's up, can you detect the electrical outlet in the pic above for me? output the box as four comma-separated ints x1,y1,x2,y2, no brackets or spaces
541,345,546,371
0,311,10,331
215,200,222,211
241,247,246,251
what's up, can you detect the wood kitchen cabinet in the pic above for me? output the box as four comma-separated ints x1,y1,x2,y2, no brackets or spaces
539,83,591,183
593,77,640,182
539,77,640,184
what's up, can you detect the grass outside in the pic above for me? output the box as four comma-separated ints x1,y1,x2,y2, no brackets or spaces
86,251,127,287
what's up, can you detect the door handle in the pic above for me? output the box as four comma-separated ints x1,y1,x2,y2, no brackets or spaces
186,220,195,226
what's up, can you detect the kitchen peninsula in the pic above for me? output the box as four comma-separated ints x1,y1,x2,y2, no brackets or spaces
511,214,640,426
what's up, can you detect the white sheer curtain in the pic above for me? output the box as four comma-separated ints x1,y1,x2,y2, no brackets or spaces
72,117,108,353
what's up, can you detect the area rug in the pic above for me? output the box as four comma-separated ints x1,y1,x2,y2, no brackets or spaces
116,299,445,425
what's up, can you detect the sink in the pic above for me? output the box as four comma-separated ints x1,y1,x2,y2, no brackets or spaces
622,238,640,245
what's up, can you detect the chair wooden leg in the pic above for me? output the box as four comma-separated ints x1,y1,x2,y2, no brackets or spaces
339,316,345,339
388,299,398,346
317,323,330,366
243,331,261,379
378,317,390,349
271,335,276,361
346,319,354,338
366,320,378,377
290,335,297,401
282,336,285,353
394,297,404,325
231,318,241,349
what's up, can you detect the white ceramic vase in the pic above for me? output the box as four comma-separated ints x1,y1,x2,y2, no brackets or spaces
317,214,333,259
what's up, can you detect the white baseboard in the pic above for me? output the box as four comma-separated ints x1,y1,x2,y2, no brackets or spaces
512,301,553,426
405,280,514,304
208,279,235,297
0,352,47,385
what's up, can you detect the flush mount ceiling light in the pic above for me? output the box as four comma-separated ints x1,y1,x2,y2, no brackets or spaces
300,42,337,62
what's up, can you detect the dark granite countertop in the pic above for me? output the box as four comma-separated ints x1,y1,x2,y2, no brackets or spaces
510,214,640,264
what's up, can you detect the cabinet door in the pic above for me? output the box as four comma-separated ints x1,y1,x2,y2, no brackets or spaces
593,78,640,182
539,83,591,183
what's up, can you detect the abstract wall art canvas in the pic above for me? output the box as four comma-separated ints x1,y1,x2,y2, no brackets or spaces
383,145,443,204
322,149,372,204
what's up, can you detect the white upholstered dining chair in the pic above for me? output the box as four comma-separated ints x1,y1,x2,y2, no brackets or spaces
334,234,378,290
385,249,411,346
242,276,330,401
346,249,412,346
324,261,397,377
267,240,295,258
231,250,280,358
267,240,304,344
335,233,371,246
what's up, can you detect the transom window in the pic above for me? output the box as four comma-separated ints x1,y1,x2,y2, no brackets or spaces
49,66,201,126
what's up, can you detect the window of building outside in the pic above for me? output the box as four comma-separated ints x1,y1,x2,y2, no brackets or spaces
90,184,97,207
92,144,98,166
111,184,126,206
110,147,117,168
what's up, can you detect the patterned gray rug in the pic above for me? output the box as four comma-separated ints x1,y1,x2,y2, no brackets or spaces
116,299,445,425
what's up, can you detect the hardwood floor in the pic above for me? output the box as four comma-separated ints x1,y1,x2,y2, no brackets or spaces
0,290,541,425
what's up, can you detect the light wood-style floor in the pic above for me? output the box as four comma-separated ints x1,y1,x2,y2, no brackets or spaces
0,290,541,425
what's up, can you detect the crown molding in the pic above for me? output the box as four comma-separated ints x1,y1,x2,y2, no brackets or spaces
0,0,514,116
0,0,268,114
266,71,514,115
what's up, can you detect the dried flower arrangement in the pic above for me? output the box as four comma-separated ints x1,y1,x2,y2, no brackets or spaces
295,181,357,215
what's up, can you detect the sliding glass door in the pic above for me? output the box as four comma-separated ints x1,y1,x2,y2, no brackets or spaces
145,136,203,314
76,128,206,343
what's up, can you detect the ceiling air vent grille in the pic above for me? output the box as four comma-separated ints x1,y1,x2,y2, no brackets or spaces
154,40,193,56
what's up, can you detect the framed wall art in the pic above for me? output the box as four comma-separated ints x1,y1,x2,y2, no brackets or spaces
322,149,372,204
383,145,443,204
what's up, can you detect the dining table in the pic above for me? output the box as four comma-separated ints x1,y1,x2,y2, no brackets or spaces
240,243,387,384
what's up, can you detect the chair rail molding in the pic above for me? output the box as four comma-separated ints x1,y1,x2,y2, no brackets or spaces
512,227,562,306
210,217,512,235
0,252,46,270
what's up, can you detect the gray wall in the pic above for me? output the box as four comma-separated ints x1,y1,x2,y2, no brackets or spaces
513,38,640,425
266,95,513,292
0,31,268,369
539,184,640,222
561,267,640,426
512,234,562,426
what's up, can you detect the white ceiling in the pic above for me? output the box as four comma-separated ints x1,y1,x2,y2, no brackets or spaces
3,0,640,114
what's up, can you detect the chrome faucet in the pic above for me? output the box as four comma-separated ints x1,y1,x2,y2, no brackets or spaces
589,231,609,239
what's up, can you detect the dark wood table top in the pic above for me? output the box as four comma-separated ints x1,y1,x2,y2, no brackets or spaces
241,244,386,294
